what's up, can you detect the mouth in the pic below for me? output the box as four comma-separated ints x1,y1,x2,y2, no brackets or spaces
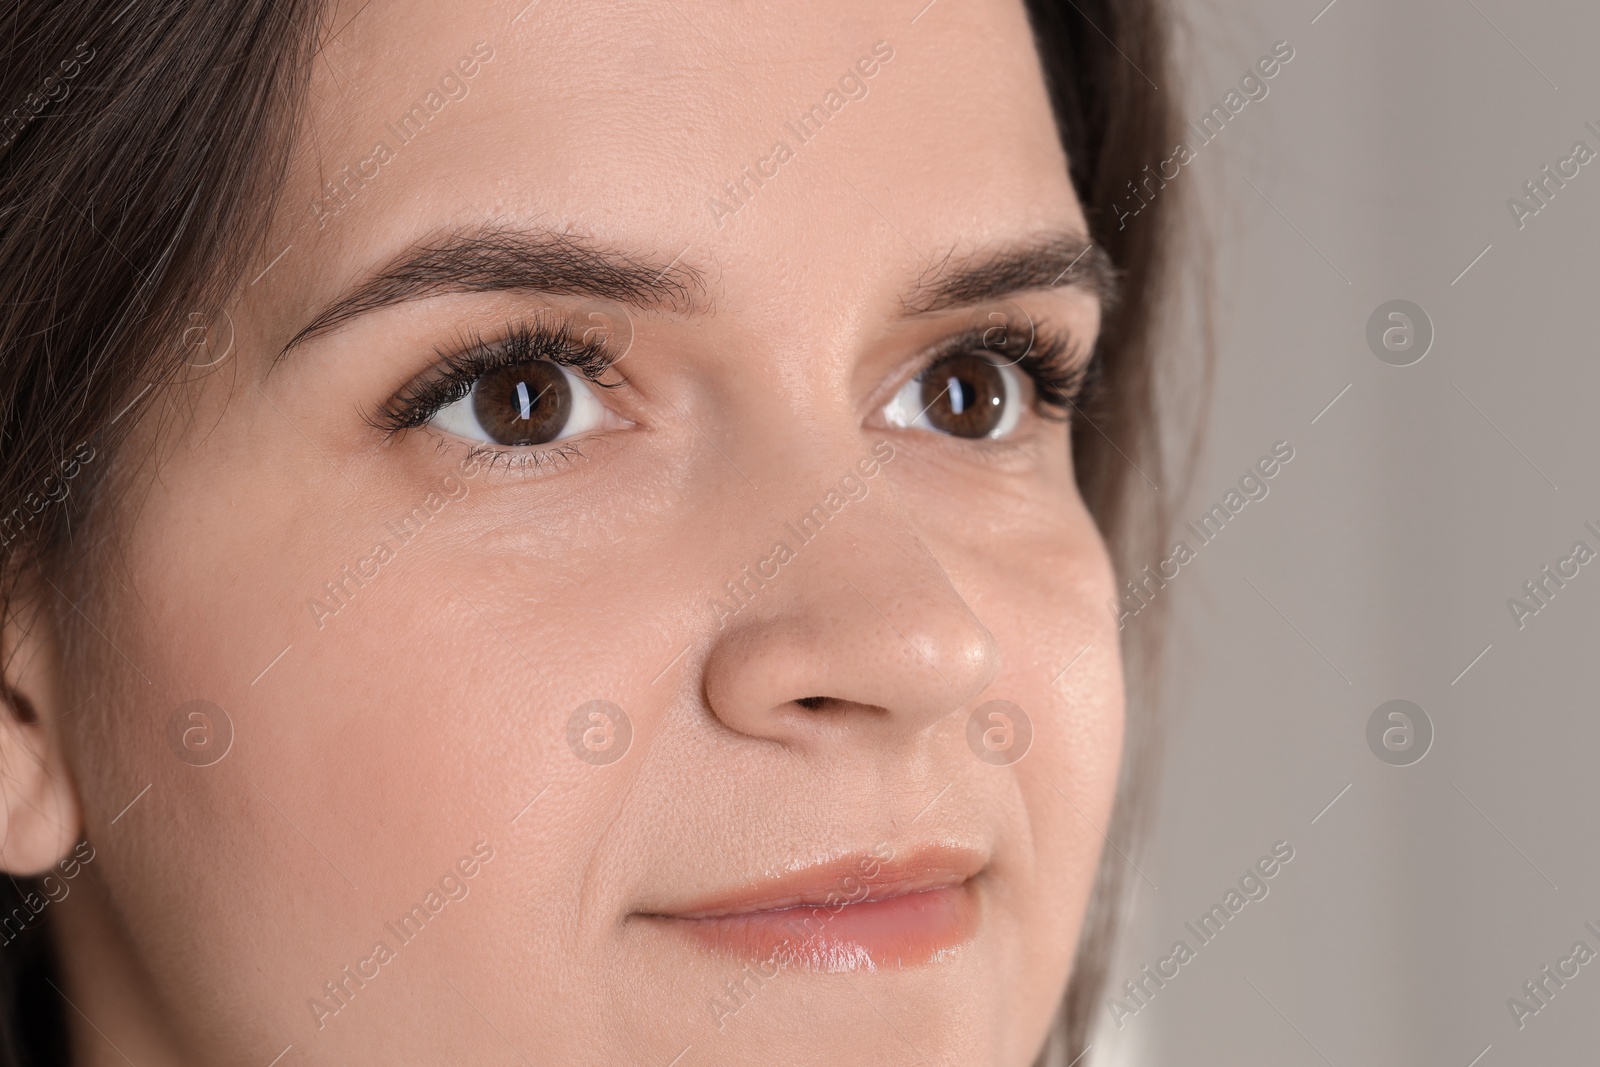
637,844,984,973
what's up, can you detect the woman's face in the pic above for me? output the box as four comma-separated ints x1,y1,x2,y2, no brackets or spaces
34,0,1124,1063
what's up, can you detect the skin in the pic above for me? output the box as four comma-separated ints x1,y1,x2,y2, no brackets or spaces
0,0,1125,1064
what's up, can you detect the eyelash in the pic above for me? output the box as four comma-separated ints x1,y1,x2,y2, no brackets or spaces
921,322,1098,421
370,316,1096,452
370,319,622,438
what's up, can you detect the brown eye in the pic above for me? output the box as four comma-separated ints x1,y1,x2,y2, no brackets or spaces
882,349,1030,439
910,353,1018,439
472,361,570,445
431,359,611,447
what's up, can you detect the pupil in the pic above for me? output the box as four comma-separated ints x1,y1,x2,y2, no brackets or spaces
920,354,1005,438
473,361,572,446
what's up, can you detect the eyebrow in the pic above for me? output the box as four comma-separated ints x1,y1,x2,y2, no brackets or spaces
276,226,710,360
275,225,1115,362
900,232,1119,316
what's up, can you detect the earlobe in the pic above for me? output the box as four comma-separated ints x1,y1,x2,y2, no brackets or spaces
0,591,84,877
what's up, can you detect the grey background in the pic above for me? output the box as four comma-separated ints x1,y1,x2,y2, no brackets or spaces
1097,0,1600,1063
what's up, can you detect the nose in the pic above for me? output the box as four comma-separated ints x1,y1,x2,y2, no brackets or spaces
701,457,1001,747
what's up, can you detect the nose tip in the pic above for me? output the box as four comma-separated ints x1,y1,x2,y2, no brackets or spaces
842,574,1003,721
701,556,1003,747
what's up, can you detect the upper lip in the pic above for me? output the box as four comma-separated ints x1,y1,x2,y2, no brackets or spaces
642,844,987,920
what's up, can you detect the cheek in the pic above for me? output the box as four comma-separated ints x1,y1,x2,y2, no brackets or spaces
60,430,598,1050
1006,634,1123,1034
65,400,752,1054
1014,527,1124,885
930,491,1125,1017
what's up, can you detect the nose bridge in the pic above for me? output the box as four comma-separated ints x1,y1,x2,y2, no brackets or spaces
699,435,1002,747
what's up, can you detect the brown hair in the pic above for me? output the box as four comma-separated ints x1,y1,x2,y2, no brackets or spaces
0,0,1184,1062
0,0,321,1060
1023,0,1188,1062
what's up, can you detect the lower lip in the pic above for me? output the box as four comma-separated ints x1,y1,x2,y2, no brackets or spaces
668,884,978,973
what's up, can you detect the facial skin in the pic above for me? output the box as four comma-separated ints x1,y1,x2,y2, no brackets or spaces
0,1,1125,1064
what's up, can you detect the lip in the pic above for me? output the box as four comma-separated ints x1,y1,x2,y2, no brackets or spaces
640,845,984,973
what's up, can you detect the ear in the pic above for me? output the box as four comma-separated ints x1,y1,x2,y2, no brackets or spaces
0,581,83,876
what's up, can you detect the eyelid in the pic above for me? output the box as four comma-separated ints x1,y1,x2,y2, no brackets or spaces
368,316,626,438
912,320,1090,410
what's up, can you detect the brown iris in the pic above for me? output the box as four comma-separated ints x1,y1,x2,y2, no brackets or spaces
919,354,1006,438
471,361,572,446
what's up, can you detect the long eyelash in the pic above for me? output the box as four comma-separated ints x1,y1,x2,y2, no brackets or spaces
926,323,1100,421
369,319,622,436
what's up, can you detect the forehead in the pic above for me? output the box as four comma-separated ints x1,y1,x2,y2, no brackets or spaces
274,0,1082,329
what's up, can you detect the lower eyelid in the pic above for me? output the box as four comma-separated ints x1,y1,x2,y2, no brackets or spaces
457,439,592,475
